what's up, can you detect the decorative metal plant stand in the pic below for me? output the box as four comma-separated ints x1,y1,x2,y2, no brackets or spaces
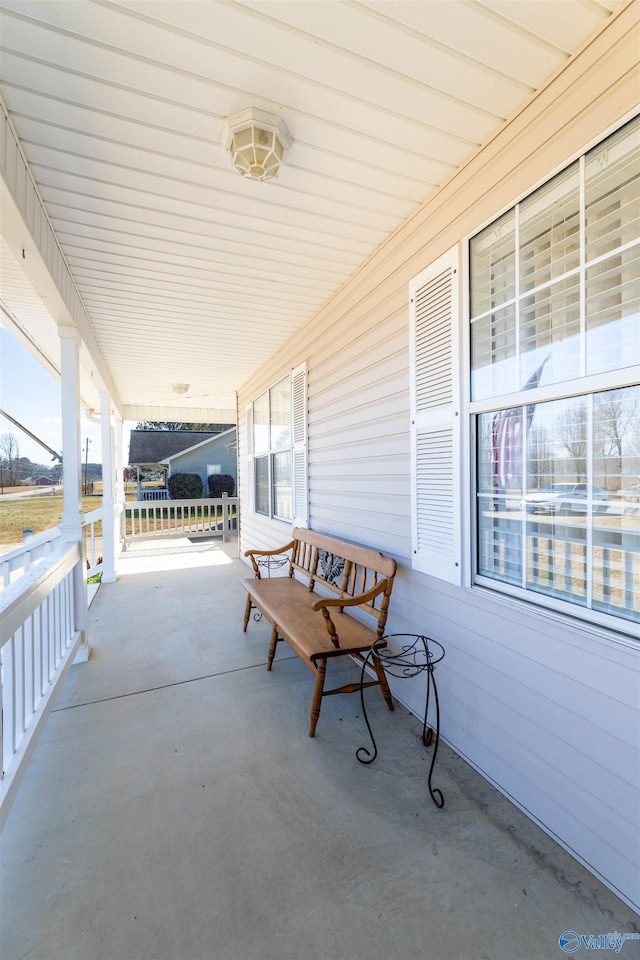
357,634,445,808
250,555,291,623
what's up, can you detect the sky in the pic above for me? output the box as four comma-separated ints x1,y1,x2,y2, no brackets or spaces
0,323,132,469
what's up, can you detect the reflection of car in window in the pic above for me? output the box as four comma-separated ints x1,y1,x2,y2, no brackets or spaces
523,483,610,515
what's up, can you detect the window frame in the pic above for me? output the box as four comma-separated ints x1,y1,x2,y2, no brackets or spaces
250,375,292,522
246,363,307,526
466,115,640,637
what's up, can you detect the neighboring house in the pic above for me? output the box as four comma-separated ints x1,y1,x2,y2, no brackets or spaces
127,428,234,496
160,427,237,495
34,476,54,486
237,26,639,914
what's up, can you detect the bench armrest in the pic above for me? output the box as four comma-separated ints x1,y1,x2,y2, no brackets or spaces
244,540,296,578
310,577,391,612
311,579,392,648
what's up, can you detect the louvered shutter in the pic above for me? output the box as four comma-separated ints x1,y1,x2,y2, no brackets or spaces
245,403,254,511
291,362,308,527
409,248,462,584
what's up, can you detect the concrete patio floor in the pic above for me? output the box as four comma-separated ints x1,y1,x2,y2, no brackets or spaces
2,537,638,960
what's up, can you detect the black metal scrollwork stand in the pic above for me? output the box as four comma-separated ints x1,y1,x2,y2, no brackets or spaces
252,555,290,622
357,634,445,808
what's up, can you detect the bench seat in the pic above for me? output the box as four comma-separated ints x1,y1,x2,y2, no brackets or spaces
243,577,388,662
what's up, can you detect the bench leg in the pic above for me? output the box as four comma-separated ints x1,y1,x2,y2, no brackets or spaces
372,653,395,712
267,627,279,671
309,658,327,738
243,595,253,632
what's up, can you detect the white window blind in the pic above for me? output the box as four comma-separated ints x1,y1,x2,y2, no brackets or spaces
291,361,308,528
409,247,462,584
245,403,254,509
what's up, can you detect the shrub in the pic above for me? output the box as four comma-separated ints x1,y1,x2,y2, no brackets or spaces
207,473,235,497
167,472,203,499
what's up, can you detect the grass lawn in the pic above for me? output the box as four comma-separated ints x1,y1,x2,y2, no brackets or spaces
0,494,105,548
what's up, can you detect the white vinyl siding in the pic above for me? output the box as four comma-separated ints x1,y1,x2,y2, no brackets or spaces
410,248,462,584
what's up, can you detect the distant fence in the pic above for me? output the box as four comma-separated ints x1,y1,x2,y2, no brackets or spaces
139,489,169,501
124,495,238,542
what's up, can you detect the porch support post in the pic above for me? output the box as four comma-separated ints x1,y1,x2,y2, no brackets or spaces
114,411,125,557
100,391,117,583
114,414,125,504
58,325,90,662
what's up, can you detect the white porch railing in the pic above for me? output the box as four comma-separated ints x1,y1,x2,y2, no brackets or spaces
0,541,84,829
0,508,108,593
0,502,126,826
124,495,238,543
1,528,62,589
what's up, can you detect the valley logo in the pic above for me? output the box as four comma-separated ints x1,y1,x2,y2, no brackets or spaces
559,931,640,954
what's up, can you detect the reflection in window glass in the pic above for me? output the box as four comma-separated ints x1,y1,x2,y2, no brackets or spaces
519,163,580,292
519,276,581,383
270,377,291,450
255,456,269,515
476,386,640,625
585,250,640,375
253,392,269,454
585,120,640,261
470,209,516,317
273,451,292,519
471,306,517,400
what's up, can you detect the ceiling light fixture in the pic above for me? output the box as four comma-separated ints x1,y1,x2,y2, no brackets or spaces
222,107,292,182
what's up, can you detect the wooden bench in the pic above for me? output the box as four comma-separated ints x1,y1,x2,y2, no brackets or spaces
241,527,397,737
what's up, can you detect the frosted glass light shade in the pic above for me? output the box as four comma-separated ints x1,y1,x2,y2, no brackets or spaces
222,108,292,181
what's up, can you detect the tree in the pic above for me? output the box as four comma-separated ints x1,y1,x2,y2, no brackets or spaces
135,421,233,432
593,390,637,490
555,404,588,481
527,425,554,490
0,432,20,485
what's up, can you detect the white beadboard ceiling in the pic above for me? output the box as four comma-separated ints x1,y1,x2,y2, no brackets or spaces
0,0,624,421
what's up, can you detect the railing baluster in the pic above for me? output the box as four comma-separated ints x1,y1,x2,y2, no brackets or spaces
10,634,18,751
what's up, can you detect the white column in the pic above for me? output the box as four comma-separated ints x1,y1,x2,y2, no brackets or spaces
114,411,126,561
59,327,83,540
114,413,125,505
58,325,90,661
100,391,116,583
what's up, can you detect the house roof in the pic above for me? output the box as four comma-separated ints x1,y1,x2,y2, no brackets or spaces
128,429,232,467
159,427,237,465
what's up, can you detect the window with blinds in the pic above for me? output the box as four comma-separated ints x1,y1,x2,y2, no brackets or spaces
247,364,307,525
470,116,640,632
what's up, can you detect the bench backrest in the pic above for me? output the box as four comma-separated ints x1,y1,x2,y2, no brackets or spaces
290,527,396,638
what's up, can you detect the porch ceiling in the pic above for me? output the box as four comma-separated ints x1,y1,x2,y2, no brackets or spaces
0,0,624,422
